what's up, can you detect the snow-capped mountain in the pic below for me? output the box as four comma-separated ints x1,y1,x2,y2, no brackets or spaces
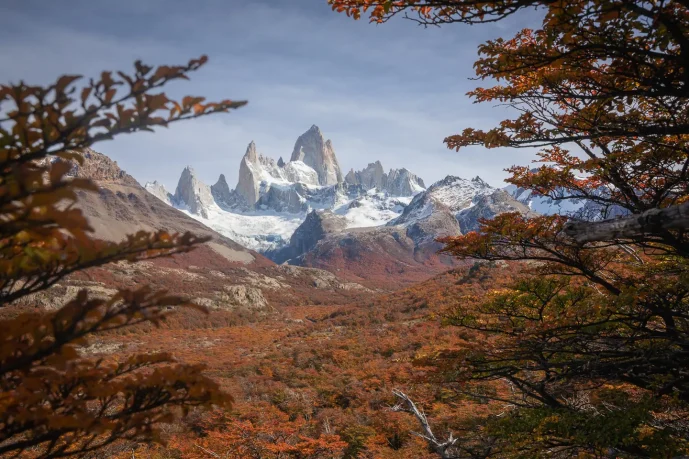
145,125,427,253
272,174,532,270
387,175,533,240
504,183,585,215
393,176,494,222
144,126,533,266
503,176,628,221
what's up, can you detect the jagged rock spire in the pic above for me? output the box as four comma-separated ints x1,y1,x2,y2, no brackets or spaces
235,141,262,206
173,166,214,218
245,141,258,163
290,125,343,186
211,173,233,206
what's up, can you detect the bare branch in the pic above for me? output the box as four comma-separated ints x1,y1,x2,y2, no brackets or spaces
391,389,458,459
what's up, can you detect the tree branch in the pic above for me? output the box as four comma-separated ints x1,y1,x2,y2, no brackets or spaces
391,389,458,459
564,201,689,243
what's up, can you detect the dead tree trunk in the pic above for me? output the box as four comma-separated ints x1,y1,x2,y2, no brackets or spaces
563,201,689,243
391,389,458,459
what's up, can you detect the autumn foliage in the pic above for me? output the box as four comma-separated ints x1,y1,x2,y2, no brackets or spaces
4,1,689,457
0,57,245,457
330,0,689,457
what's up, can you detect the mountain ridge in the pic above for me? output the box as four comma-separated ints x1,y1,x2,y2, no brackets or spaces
141,125,534,285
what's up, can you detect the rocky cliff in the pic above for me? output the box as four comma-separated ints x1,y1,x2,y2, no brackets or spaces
344,162,425,197
235,141,263,206
173,166,216,219
211,174,233,207
290,125,343,186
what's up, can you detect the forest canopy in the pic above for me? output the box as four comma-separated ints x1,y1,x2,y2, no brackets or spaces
330,1,689,457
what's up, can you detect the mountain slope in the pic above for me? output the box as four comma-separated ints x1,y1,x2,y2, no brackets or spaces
26,149,377,314
278,174,534,288
70,149,268,267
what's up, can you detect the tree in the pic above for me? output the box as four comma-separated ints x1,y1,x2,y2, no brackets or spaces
330,1,689,457
0,56,246,457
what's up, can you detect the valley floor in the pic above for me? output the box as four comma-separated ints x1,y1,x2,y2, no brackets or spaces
79,263,517,458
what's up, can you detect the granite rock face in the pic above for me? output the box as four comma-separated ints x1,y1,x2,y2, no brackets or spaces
384,168,425,196
211,174,233,207
345,161,386,190
345,162,425,197
290,125,343,186
173,166,215,219
235,141,263,206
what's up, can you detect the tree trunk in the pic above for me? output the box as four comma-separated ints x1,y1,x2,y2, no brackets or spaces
563,201,689,243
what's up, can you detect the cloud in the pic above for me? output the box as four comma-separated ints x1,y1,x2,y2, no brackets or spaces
0,0,541,191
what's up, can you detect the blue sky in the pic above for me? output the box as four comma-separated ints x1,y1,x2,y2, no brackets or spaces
1,0,541,191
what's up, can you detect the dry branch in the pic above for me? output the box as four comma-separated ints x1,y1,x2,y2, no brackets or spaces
391,389,458,459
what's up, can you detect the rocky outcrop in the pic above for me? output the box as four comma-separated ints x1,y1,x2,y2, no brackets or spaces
345,161,386,190
406,208,461,244
220,285,268,311
211,174,233,207
235,141,262,206
144,181,173,205
390,192,462,244
344,162,425,197
290,125,343,186
384,168,425,196
173,166,215,218
268,209,348,263
68,148,140,186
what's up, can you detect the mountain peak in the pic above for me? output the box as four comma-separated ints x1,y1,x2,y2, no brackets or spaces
471,176,490,187
174,167,214,218
385,168,426,196
244,141,258,163
290,126,343,186
211,174,233,206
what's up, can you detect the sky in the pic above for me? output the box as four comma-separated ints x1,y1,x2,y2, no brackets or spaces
1,0,542,192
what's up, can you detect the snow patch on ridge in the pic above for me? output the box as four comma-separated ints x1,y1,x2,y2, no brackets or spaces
334,191,413,228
